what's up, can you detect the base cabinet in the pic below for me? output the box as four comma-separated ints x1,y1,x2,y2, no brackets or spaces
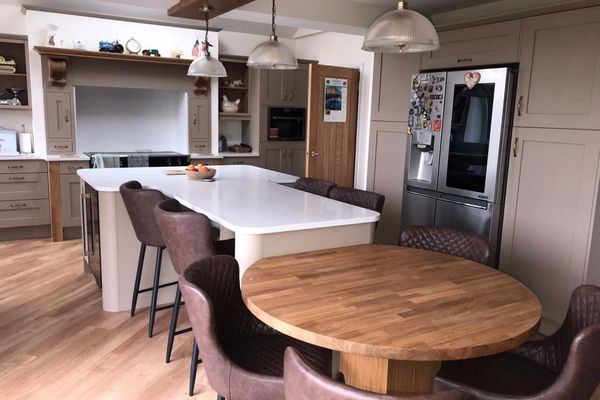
263,142,306,176
500,128,600,330
368,122,408,245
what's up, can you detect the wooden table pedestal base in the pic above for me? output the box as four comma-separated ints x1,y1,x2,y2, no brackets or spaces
340,353,441,396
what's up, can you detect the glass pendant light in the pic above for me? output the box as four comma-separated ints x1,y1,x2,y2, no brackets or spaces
188,6,227,77
247,0,298,70
362,1,439,53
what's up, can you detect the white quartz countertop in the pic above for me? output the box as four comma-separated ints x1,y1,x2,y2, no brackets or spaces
0,154,91,161
78,165,379,235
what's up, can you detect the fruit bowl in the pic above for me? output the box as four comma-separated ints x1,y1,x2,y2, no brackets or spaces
186,168,216,180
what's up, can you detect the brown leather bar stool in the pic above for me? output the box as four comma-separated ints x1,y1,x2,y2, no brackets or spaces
154,198,235,396
294,177,337,197
119,180,175,338
329,186,385,213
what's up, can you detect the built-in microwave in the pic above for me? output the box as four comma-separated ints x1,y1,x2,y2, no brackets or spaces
267,107,306,141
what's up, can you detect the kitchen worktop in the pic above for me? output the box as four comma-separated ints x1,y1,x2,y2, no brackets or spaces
0,154,91,161
0,154,45,161
78,165,379,235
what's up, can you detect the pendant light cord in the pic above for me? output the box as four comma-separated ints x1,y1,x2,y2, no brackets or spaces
203,8,210,55
271,0,277,38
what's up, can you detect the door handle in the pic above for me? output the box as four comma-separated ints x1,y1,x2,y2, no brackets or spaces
81,192,89,257
65,109,69,123
288,149,293,158
289,89,294,101
282,149,287,159
517,96,523,117
10,203,27,208
193,114,197,125
437,197,487,210
8,176,25,181
513,137,519,158
283,90,288,101
310,151,321,157
7,165,24,169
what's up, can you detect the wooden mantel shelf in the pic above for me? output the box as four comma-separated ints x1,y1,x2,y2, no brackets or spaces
34,46,193,67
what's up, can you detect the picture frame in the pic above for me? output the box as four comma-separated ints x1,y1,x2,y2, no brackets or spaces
0,129,18,155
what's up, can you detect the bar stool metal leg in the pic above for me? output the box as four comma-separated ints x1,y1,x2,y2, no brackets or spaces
130,243,146,317
166,285,182,363
148,247,164,338
189,339,200,396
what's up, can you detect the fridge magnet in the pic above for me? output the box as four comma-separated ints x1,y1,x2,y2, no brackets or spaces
324,78,348,123
464,72,481,90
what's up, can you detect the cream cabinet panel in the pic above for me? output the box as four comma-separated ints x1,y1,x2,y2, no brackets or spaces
189,98,210,141
515,7,600,129
60,174,81,228
0,173,49,201
264,142,285,172
421,20,521,70
46,91,73,141
0,199,50,228
287,66,309,108
500,128,600,326
288,143,307,177
369,121,408,245
371,53,420,122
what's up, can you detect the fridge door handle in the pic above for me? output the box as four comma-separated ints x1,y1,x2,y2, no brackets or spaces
438,196,487,210
81,193,90,256
513,137,519,158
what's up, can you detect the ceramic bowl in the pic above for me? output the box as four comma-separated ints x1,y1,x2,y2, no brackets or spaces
186,169,216,180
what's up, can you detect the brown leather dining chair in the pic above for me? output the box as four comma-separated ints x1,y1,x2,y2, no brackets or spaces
398,225,490,265
284,347,473,400
434,285,600,400
329,187,385,213
294,177,337,197
154,198,235,396
120,180,174,338
179,255,332,400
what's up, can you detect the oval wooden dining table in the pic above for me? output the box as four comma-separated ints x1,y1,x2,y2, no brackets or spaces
241,244,542,396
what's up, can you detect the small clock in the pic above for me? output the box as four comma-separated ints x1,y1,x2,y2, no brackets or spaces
126,37,141,54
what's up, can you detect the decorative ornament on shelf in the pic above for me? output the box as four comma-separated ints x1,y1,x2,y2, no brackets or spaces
221,95,240,113
247,0,298,70
125,37,141,54
188,6,227,78
171,48,184,58
362,1,439,53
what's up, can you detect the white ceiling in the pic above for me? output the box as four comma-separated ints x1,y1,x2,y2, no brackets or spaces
347,0,500,15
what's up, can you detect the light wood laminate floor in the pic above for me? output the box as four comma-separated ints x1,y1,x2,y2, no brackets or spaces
0,239,217,400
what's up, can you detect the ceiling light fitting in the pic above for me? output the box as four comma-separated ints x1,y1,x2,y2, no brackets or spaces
362,1,439,53
247,0,298,70
188,5,228,77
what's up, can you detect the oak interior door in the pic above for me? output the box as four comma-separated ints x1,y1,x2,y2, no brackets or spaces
306,64,359,187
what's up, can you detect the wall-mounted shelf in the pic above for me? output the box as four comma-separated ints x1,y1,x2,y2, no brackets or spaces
0,35,30,106
0,105,31,110
0,73,27,77
220,112,251,121
219,86,248,90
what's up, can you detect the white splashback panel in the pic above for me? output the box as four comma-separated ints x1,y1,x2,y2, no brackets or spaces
75,86,188,153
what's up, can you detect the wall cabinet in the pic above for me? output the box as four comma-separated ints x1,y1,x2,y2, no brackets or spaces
500,127,600,331
371,53,421,122
46,91,74,154
263,141,306,176
514,7,600,130
421,20,521,70
261,64,309,107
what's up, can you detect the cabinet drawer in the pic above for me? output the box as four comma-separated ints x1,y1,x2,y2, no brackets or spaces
48,141,73,154
0,173,49,201
190,141,210,153
60,161,89,174
0,199,50,228
0,160,46,174
421,20,521,69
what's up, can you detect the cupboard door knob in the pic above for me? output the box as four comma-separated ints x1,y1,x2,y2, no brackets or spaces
193,114,197,125
513,137,519,158
310,151,322,157
517,96,523,117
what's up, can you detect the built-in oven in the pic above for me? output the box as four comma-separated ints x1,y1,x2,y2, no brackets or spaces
267,107,306,141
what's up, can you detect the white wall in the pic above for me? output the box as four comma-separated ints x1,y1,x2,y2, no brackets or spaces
294,32,374,189
74,86,188,153
220,31,295,57
23,10,220,156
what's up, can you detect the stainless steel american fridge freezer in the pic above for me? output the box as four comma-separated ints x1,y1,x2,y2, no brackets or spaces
401,67,517,266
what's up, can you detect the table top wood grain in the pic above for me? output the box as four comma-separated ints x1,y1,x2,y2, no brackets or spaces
242,244,542,361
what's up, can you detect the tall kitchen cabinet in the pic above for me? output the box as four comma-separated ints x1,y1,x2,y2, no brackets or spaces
500,6,600,333
188,97,210,154
367,53,420,244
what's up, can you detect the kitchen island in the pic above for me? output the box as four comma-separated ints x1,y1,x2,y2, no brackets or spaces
78,165,379,312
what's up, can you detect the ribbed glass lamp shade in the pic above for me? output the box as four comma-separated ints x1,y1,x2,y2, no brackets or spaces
362,3,439,53
247,37,298,70
187,52,227,77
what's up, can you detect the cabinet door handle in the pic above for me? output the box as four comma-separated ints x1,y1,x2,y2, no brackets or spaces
10,203,27,208
233,161,244,165
283,90,288,101
7,165,24,169
289,89,294,101
310,151,322,157
54,145,69,149
8,176,25,181
457,57,473,63
288,149,293,158
513,137,519,158
65,109,69,123
517,96,523,117
193,114,197,125
68,166,80,170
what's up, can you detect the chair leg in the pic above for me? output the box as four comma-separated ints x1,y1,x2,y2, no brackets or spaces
148,247,164,338
189,339,200,396
165,284,182,363
130,243,146,317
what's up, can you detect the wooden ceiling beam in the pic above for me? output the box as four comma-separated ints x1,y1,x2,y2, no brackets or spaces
167,0,256,20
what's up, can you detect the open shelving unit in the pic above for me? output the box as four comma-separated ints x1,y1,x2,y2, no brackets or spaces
0,35,31,110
